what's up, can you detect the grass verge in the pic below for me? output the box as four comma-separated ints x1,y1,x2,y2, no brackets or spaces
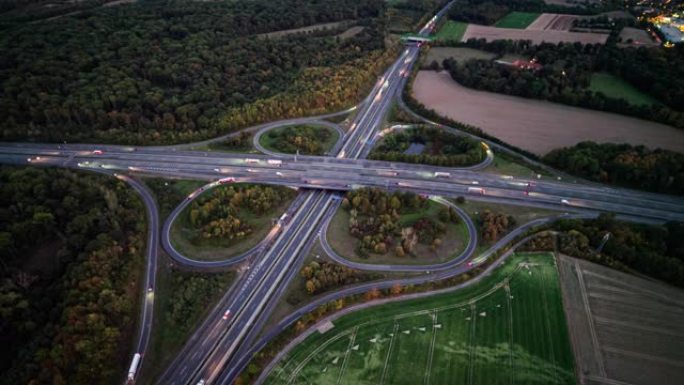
433,20,468,42
494,12,540,29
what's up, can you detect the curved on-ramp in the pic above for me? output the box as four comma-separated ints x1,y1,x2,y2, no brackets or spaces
319,196,477,272
252,120,347,157
160,181,308,269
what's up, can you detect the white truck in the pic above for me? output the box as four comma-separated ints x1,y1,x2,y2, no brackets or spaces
245,158,259,164
267,159,282,166
467,187,486,195
127,353,141,382
434,172,450,178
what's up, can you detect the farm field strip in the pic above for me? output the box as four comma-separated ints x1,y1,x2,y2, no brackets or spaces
461,24,608,45
412,71,684,154
526,13,578,31
265,253,576,385
557,254,684,385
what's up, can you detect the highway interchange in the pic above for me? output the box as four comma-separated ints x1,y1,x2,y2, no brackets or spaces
1,1,684,384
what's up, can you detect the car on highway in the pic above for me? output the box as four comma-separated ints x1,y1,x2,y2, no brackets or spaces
276,171,283,176
196,380,205,385
92,150,103,155
561,199,570,205
222,309,231,320
471,181,479,185
219,177,236,184
467,261,473,267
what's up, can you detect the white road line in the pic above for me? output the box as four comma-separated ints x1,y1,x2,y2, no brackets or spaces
467,303,476,385
379,323,400,385
504,281,514,385
575,260,607,377
423,311,438,385
336,326,358,385
539,263,559,384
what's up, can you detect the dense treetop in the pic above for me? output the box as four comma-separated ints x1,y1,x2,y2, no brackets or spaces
0,0,390,144
543,141,684,194
0,167,144,385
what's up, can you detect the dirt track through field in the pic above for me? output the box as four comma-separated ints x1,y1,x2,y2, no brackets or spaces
462,24,608,45
526,13,577,31
412,71,684,155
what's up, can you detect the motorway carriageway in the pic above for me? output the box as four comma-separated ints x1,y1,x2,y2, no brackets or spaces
3,146,683,224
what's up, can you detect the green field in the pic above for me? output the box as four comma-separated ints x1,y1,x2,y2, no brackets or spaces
434,20,468,42
494,12,540,29
589,73,660,106
265,253,576,385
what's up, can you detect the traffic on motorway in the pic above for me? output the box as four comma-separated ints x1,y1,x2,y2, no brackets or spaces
2,1,683,384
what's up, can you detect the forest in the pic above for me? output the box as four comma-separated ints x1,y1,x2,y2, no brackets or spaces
0,0,393,144
441,40,684,128
543,142,684,194
0,166,144,385
369,126,485,167
187,184,294,242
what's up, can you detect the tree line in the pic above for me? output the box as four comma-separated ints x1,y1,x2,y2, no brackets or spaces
369,126,485,167
441,40,684,128
521,214,684,288
300,261,366,296
0,166,144,385
543,141,684,194
0,0,394,144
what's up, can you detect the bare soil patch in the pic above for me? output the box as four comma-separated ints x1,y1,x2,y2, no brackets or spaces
462,24,608,45
338,26,364,40
557,254,684,385
258,20,353,39
412,71,684,154
527,13,578,31
618,27,659,48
